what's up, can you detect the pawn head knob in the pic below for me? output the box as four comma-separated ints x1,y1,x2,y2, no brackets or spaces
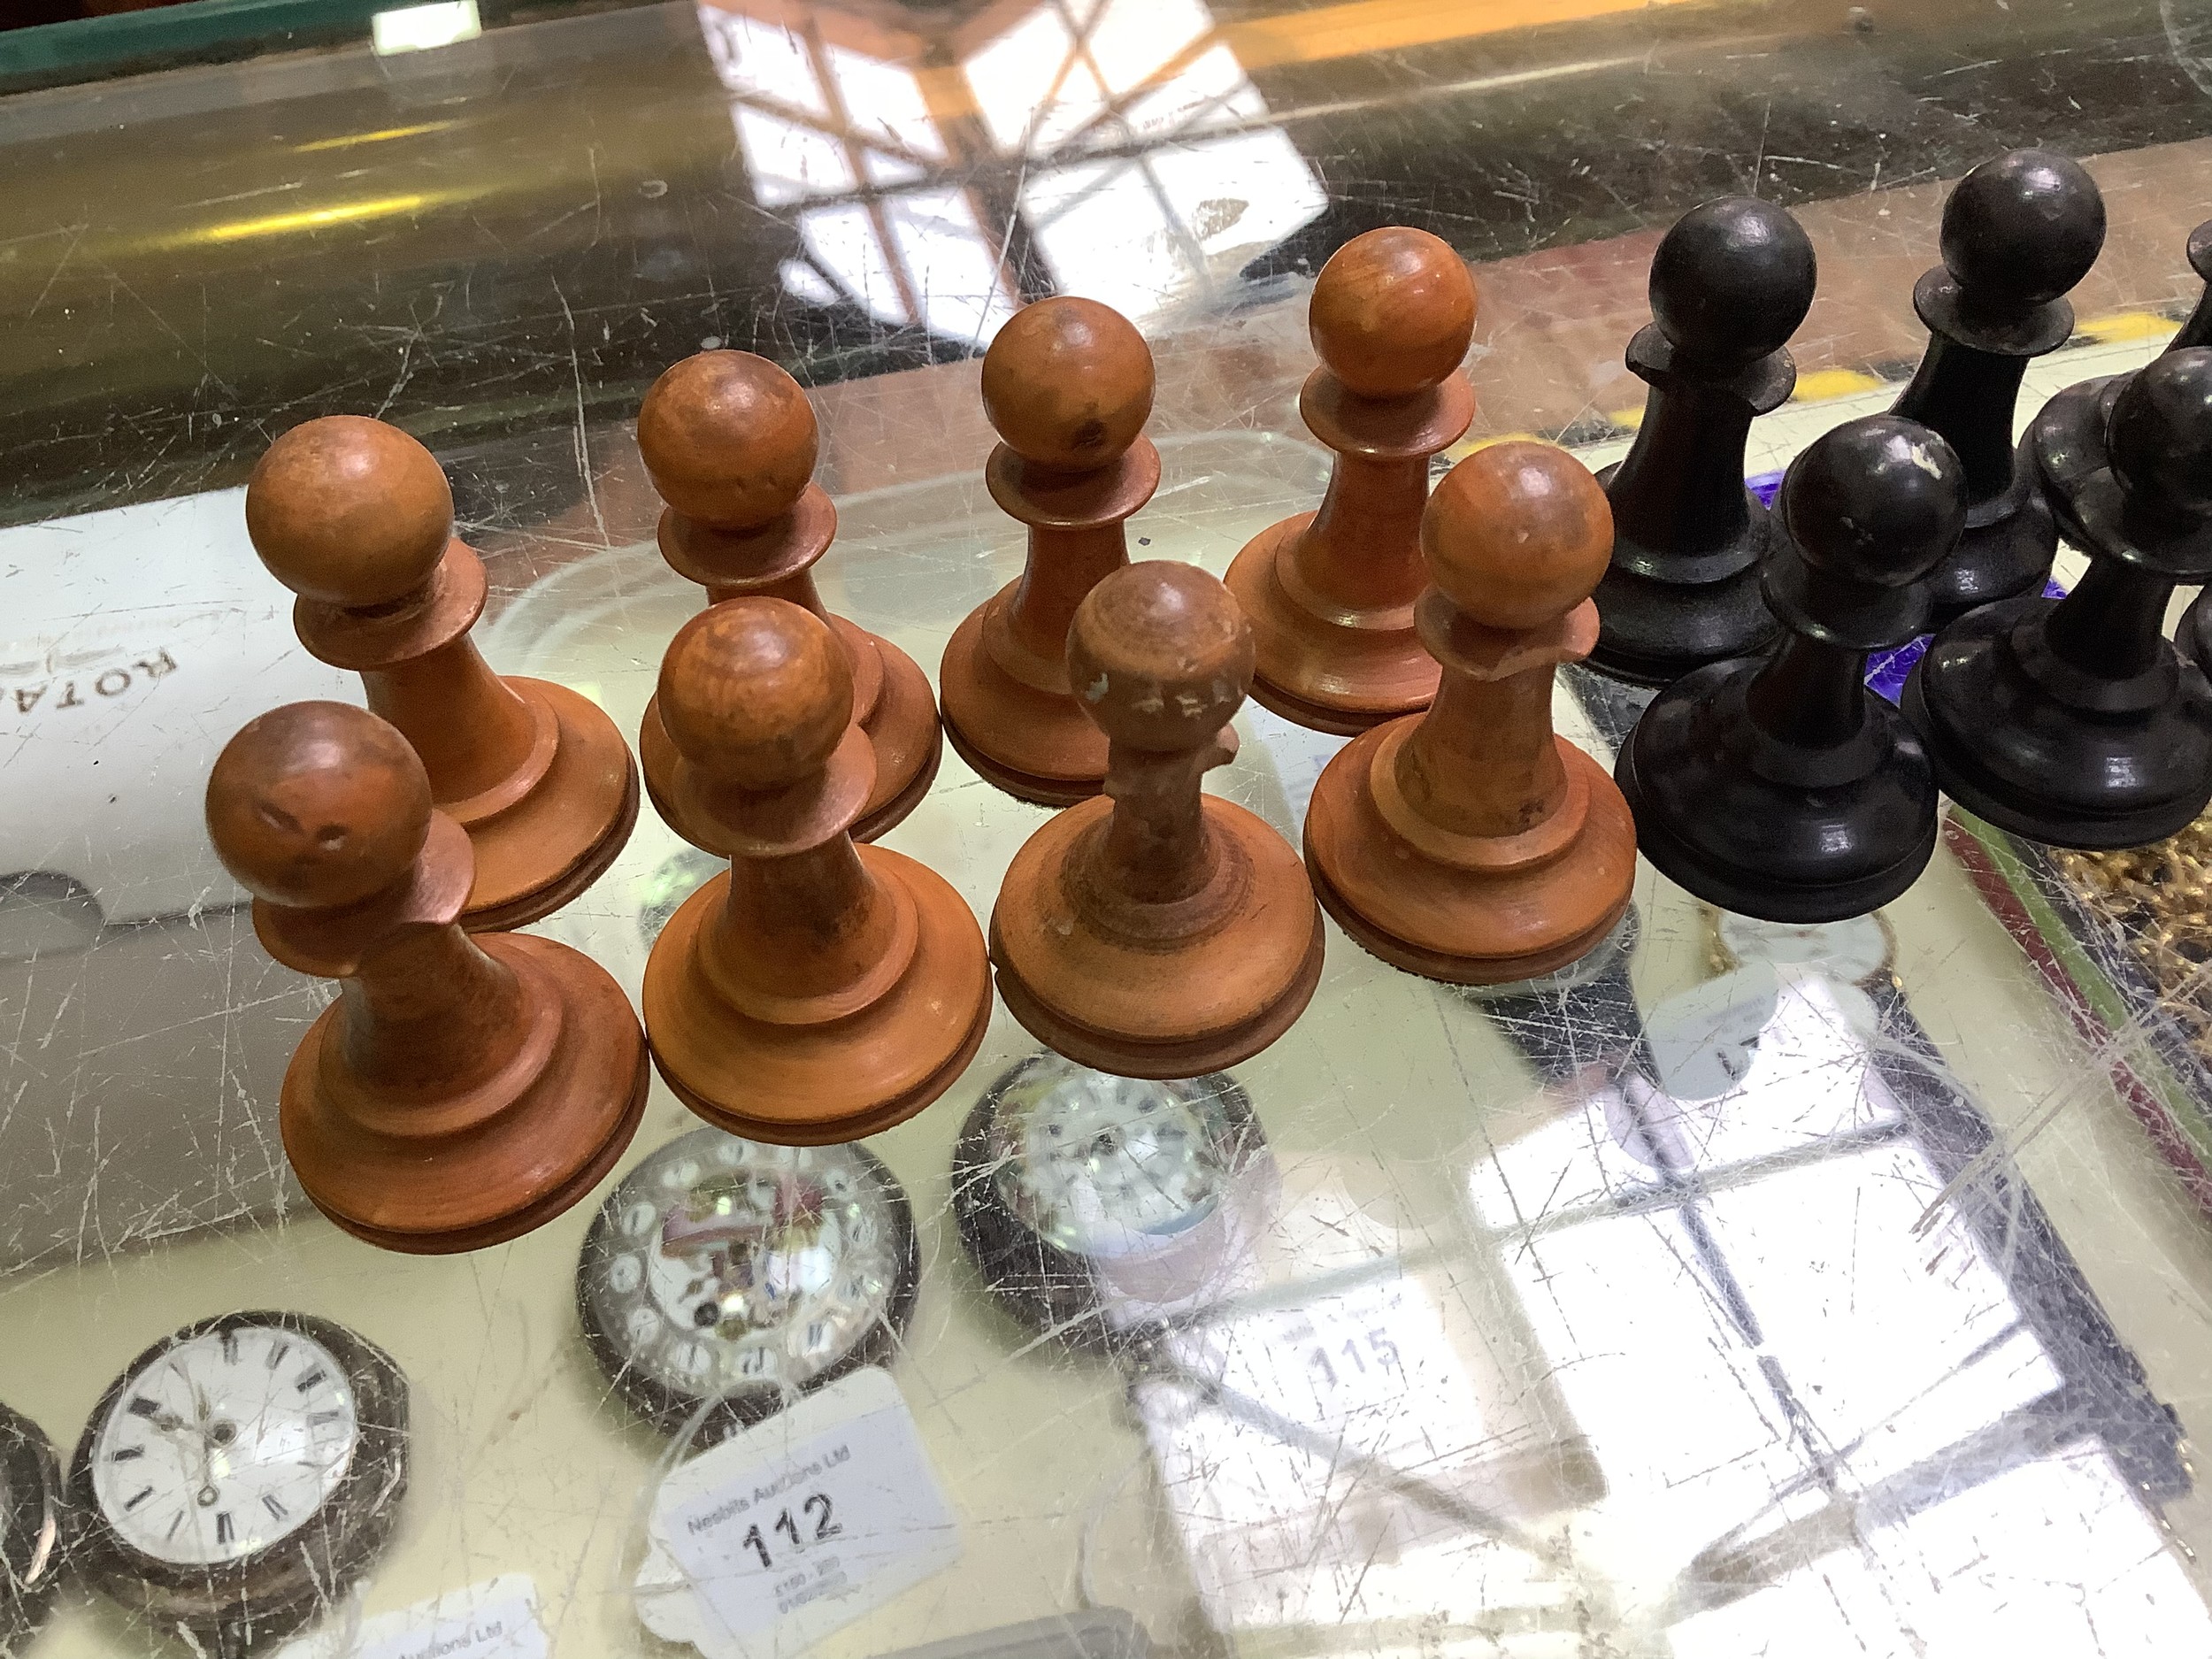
2108,348,2212,519
1648,196,1818,365
1939,149,2106,311
1781,415,1966,588
1069,562,1253,752
981,297,1154,472
246,417,454,609
206,702,432,910
659,598,853,792
1310,227,1478,399
1422,442,1613,631
638,350,819,530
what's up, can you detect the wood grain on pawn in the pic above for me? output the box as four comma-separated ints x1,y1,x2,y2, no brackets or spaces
991,562,1323,1079
636,350,941,841
641,598,990,1143
940,296,1161,804
205,702,647,1253
247,416,638,931
1306,442,1635,983
1225,227,1477,733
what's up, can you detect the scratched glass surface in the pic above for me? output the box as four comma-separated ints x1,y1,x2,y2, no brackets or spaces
9,1,2212,1656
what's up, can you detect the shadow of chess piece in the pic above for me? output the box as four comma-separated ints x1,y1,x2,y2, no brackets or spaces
1623,416,1964,921
247,417,639,931
641,599,990,1142
1307,442,1636,981
1587,196,1817,687
1907,349,2212,848
636,350,941,842
1892,149,2107,624
204,702,648,1252
991,563,1323,1078
1225,227,1476,733
940,297,1161,804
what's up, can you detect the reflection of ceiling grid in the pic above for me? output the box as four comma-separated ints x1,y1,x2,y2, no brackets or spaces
697,0,1327,335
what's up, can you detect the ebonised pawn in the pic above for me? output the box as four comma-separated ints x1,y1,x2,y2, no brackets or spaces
1905,349,2212,849
1588,196,1817,686
1306,442,1637,981
1225,227,1476,732
247,417,639,931
1620,416,1967,922
991,563,1324,1079
636,350,942,842
1892,149,2107,623
940,297,1161,804
205,702,648,1252
641,599,992,1142
2173,219,2212,354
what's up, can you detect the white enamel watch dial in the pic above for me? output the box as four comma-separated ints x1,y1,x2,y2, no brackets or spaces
88,1325,358,1566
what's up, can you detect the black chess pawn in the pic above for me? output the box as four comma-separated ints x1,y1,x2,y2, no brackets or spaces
1617,416,1966,923
1588,196,1818,687
2173,219,2212,354
1904,349,2212,849
1892,149,2107,624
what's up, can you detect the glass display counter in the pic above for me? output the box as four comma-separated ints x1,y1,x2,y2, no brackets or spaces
6,2,2212,1655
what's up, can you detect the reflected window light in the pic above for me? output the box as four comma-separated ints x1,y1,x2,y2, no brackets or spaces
777,258,840,307
371,0,480,55
1084,0,1212,94
797,205,912,327
732,109,856,204
964,7,1101,156
698,9,826,115
826,42,946,160
879,191,1020,344
1121,42,1267,140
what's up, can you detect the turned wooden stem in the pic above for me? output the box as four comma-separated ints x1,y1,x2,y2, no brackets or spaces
1398,660,1567,840
997,517,1130,690
363,634,538,805
335,922,528,1094
1293,449,1429,616
709,836,900,1001
1094,741,1225,904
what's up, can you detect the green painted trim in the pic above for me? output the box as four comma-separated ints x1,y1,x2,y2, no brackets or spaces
1955,810,2212,1167
0,0,386,83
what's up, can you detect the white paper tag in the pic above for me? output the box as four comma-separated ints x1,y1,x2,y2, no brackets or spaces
272,1573,545,1659
635,1368,960,1659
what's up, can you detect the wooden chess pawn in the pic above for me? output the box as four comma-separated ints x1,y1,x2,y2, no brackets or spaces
1906,349,2212,849
635,350,941,842
247,418,639,931
940,297,1161,804
1307,443,1635,981
1588,196,1817,687
1225,227,1476,733
1623,417,1965,922
991,563,1323,1079
1892,149,2107,623
641,599,990,1142
204,703,648,1252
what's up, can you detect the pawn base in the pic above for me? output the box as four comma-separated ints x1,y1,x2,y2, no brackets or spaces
940,605,1109,805
1305,726,1636,983
990,797,1324,1079
461,678,640,932
1225,514,1438,736
1586,486,1781,687
282,934,649,1253
1619,661,1938,922
1902,598,2212,849
1924,489,2058,628
643,849,991,1142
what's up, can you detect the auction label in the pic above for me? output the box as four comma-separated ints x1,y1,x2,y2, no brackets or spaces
273,1574,545,1659
643,1368,959,1658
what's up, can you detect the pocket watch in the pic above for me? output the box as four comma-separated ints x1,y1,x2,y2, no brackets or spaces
952,1052,1264,1351
68,1311,409,1655
577,1126,918,1445
1,1401,64,1654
